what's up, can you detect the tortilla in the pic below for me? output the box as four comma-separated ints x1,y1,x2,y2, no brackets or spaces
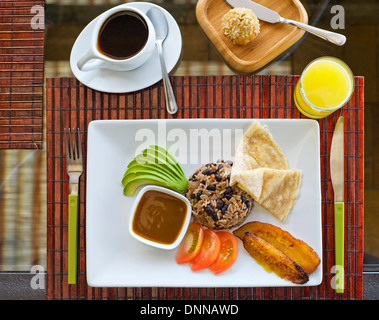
235,168,302,221
230,122,288,185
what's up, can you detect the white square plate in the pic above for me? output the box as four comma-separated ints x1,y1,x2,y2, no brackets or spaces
86,119,322,287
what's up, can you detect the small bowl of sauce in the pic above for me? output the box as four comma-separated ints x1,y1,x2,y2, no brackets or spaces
128,185,191,250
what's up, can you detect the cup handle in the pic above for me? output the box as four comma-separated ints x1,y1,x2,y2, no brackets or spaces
77,48,98,71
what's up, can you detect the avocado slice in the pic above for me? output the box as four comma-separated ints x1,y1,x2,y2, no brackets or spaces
141,146,176,167
122,166,176,186
123,178,167,196
123,162,176,180
153,145,184,174
125,159,178,182
149,145,185,177
122,145,188,196
133,151,183,181
148,145,178,165
132,145,184,176
123,174,187,196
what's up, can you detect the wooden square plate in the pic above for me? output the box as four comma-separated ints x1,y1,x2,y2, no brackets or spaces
196,0,308,73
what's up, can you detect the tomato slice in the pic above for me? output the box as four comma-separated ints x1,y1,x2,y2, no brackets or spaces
175,222,204,264
209,231,238,275
189,229,221,271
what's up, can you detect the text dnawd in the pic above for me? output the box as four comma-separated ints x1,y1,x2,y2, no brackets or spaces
184,304,238,315
140,304,238,317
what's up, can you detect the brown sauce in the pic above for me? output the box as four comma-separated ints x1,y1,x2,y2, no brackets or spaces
132,190,187,245
97,11,148,60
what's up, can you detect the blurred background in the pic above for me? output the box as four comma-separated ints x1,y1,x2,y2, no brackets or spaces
0,0,377,296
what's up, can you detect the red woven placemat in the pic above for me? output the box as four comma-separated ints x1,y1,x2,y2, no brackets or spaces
46,75,364,300
0,0,44,149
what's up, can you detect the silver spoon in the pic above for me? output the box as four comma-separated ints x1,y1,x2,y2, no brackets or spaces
147,8,178,115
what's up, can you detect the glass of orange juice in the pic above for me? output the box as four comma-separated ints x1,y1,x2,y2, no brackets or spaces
294,57,354,119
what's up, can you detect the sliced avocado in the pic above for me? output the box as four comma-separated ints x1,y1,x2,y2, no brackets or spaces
122,166,176,186
149,145,178,165
149,145,185,177
123,178,167,196
125,159,178,182
133,152,183,180
123,175,187,196
152,145,185,174
143,147,174,166
122,145,188,196
132,146,184,179
123,163,177,181
124,160,170,177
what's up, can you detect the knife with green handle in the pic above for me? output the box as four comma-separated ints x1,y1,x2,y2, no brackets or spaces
68,194,79,284
334,201,344,293
330,116,344,293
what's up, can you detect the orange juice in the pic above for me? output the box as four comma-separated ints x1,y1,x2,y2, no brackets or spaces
294,57,354,119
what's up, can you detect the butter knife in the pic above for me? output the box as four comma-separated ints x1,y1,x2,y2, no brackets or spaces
225,0,346,46
330,116,344,293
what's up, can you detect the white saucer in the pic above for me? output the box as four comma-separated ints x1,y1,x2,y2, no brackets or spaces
70,2,182,93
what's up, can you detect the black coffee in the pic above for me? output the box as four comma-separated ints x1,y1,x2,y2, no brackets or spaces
97,11,148,60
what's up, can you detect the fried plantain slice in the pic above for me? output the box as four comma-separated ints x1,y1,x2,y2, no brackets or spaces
243,232,309,284
234,221,320,274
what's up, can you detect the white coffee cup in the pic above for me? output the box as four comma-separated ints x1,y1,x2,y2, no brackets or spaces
77,6,156,72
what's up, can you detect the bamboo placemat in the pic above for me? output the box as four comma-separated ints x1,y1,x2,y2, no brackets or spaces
46,75,364,300
0,0,44,149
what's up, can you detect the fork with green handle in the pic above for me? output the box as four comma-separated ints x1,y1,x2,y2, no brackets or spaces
64,128,83,285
